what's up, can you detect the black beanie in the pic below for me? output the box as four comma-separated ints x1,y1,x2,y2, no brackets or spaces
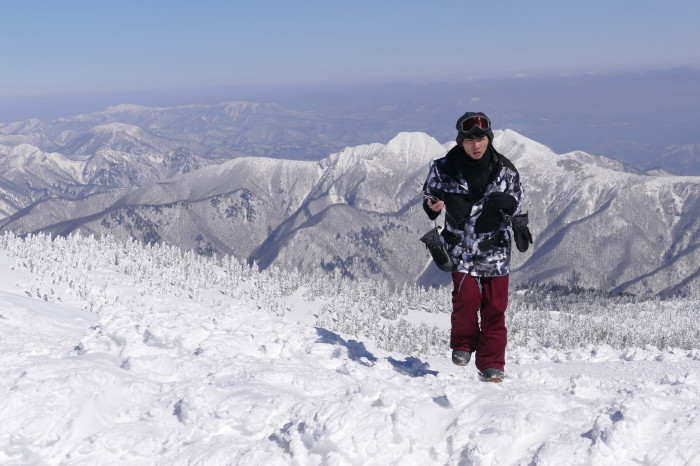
456,111,494,145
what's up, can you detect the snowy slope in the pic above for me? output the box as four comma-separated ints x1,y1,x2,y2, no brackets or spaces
1,234,698,465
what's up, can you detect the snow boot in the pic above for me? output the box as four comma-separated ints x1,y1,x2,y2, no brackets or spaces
479,368,505,382
452,350,471,366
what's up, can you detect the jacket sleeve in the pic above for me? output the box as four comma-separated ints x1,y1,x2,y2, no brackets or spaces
508,168,533,251
422,161,443,220
508,169,526,217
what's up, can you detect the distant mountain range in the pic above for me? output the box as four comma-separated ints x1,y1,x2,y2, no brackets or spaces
0,102,697,297
0,101,408,217
0,101,381,162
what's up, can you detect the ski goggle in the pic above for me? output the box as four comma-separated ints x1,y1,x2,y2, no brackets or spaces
460,115,490,132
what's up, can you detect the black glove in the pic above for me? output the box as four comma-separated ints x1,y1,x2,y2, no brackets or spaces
419,227,457,272
474,192,517,234
484,192,517,215
511,213,533,252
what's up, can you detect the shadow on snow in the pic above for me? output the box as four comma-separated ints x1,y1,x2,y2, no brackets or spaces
315,328,438,377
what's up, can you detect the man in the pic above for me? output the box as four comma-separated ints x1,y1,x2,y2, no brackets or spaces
422,112,532,382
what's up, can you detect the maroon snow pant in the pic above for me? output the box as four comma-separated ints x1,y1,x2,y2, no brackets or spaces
450,272,509,371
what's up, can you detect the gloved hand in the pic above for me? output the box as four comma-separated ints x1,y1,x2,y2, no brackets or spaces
511,213,533,252
484,192,517,216
474,192,517,234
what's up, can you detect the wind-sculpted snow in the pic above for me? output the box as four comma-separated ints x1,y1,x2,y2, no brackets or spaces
0,233,698,464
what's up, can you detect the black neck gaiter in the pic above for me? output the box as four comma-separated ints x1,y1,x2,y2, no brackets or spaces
447,145,496,201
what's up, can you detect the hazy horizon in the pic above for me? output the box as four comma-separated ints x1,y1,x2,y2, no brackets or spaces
3,66,698,174
2,65,697,122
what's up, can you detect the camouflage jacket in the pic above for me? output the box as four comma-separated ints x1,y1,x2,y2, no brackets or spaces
423,145,525,277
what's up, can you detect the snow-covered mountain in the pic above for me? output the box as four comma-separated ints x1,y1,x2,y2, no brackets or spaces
495,132,700,297
0,141,215,211
658,143,700,175
0,101,354,161
0,100,393,216
1,130,698,297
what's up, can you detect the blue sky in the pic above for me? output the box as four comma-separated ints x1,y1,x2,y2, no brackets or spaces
2,0,700,171
2,0,699,111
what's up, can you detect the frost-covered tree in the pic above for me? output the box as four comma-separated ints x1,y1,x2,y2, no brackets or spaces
1,232,697,357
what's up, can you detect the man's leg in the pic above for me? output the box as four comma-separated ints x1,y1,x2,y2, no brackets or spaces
450,272,482,352
474,274,509,372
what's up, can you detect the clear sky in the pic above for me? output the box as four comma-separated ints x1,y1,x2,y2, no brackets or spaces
2,0,699,103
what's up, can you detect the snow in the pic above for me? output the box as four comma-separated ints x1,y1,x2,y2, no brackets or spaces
383,132,446,159
90,123,145,137
0,144,86,182
0,235,699,465
104,104,156,113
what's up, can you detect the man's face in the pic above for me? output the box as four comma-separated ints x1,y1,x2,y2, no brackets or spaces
461,136,489,159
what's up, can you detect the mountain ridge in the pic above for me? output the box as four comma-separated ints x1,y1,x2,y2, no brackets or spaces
1,129,697,297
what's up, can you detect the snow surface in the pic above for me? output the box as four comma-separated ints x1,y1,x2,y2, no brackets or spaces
1,237,699,465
